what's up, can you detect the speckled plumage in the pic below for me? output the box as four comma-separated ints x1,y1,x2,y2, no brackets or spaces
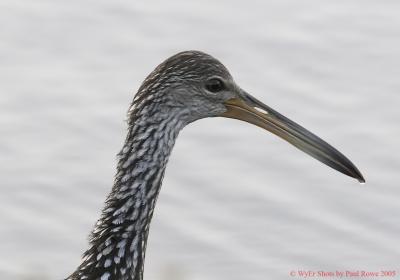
67,51,235,280
67,50,365,280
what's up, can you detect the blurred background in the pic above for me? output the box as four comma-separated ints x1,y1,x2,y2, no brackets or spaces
1,0,399,279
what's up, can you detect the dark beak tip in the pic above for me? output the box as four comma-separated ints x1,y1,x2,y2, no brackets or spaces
355,173,366,184
348,166,365,184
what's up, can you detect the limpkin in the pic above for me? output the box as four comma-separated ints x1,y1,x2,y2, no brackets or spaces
67,51,364,280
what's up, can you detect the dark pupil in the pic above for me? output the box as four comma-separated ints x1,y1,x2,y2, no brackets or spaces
206,79,223,93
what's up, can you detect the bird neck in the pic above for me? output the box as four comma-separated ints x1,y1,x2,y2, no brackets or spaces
69,107,186,280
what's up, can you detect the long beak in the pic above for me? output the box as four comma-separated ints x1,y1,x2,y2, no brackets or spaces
221,91,365,183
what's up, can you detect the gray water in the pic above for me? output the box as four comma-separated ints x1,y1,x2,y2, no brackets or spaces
1,1,399,279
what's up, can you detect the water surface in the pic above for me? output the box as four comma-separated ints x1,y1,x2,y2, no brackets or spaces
0,1,399,279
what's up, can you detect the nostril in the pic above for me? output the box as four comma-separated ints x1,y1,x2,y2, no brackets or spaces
254,106,269,115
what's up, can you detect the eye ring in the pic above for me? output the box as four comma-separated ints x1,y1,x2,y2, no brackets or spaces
205,78,225,93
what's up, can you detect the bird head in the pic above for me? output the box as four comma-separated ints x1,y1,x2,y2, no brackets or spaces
131,51,365,183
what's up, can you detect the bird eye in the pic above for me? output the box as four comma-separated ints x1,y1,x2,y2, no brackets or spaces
205,78,224,93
